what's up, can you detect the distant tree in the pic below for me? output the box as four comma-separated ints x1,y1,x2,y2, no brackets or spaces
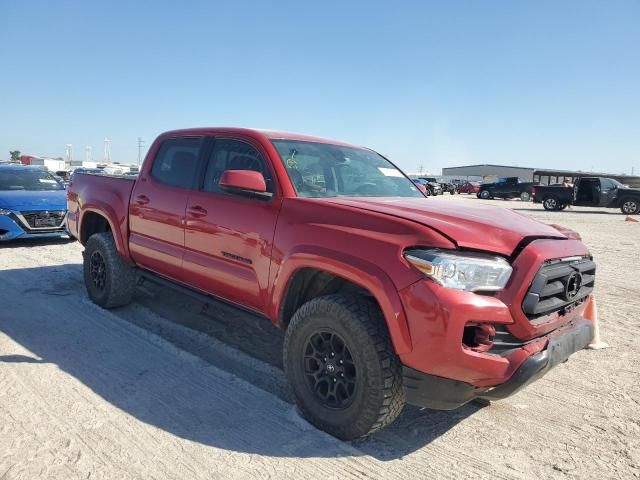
9,150,21,162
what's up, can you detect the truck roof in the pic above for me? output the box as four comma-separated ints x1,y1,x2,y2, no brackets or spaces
159,127,364,149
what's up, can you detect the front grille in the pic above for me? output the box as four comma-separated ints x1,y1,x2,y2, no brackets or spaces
522,256,595,321
20,210,66,229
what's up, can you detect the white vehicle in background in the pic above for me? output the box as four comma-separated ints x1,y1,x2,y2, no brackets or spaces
101,164,139,176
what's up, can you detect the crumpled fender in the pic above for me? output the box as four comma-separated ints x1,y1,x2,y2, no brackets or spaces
270,245,413,354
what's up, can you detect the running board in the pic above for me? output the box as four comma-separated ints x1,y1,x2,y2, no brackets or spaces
136,269,267,320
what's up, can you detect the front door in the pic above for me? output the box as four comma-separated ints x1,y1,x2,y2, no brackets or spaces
182,137,282,314
575,179,598,206
129,136,204,280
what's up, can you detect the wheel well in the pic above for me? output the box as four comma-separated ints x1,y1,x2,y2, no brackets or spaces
80,211,111,245
618,196,639,206
279,268,374,328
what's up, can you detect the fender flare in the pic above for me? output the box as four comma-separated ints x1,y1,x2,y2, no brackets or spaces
78,203,132,262
270,245,413,355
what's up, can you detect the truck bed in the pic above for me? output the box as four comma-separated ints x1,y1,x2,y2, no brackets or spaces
532,185,573,204
67,173,136,244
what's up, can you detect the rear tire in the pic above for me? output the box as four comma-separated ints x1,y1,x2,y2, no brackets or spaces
284,294,405,440
479,190,491,199
520,191,531,202
543,196,561,211
620,198,640,215
83,232,136,309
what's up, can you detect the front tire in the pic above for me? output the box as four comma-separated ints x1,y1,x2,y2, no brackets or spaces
520,191,531,202
479,190,491,199
83,232,136,308
620,198,640,215
284,294,404,440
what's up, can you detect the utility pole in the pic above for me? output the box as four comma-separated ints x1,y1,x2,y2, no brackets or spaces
65,144,73,167
103,138,112,163
137,137,145,165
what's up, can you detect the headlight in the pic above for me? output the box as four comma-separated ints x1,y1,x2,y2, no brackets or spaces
404,249,512,292
0,208,12,215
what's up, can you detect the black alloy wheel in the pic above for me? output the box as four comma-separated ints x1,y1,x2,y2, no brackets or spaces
303,330,357,409
90,250,107,291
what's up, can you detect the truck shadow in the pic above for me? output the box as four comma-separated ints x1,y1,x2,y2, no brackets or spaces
0,264,479,461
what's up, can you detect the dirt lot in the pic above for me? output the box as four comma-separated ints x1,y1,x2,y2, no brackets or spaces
1,195,638,479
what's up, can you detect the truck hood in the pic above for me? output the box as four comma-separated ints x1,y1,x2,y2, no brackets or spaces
0,189,67,211
321,197,566,256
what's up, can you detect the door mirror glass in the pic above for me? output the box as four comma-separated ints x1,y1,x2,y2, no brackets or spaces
219,170,271,198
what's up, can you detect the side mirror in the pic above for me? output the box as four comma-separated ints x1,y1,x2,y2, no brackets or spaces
219,170,272,199
416,183,427,195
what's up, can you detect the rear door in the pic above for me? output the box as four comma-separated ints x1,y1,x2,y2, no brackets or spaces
129,136,204,280
182,137,282,313
599,178,619,207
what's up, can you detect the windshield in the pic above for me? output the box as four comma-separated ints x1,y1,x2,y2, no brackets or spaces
0,169,64,191
272,140,422,198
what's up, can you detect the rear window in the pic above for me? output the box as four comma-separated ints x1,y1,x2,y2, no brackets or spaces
151,138,203,189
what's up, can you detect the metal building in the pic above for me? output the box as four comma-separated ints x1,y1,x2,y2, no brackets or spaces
441,164,534,181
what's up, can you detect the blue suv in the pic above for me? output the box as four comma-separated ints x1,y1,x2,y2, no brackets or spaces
0,164,69,241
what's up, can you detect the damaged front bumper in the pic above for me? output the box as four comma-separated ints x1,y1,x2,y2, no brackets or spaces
403,318,593,410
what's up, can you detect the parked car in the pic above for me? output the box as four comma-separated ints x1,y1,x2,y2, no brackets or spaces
0,164,68,241
438,179,457,194
417,177,443,195
67,127,596,440
457,181,480,195
477,177,537,201
70,168,105,180
532,177,640,214
422,177,456,194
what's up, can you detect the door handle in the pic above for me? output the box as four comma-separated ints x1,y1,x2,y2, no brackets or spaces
135,194,150,205
188,205,208,218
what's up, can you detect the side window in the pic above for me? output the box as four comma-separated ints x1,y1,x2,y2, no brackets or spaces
151,137,203,189
203,139,273,193
601,179,616,190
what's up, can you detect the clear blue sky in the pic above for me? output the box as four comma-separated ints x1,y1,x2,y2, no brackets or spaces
1,0,638,175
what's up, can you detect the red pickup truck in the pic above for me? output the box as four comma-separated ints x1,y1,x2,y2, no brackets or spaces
67,128,595,440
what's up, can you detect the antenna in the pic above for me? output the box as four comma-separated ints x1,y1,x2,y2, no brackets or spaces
85,145,92,163
103,138,112,163
137,137,145,165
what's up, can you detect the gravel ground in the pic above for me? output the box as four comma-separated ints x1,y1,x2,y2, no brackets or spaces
0,195,638,479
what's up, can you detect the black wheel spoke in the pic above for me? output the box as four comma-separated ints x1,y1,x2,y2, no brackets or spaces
303,330,357,409
90,251,107,291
